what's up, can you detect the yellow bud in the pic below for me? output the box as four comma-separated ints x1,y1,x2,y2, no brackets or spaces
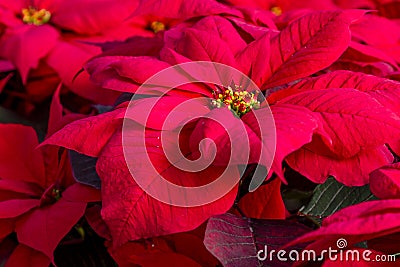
22,7,51,25
150,21,165,33
271,6,282,16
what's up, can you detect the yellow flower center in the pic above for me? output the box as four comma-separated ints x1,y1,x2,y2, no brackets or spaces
52,188,61,201
150,21,165,33
22,7,51,25
212,85,260,117
271,6,282,16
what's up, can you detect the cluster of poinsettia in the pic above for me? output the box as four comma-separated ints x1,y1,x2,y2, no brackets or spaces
1,0,400,266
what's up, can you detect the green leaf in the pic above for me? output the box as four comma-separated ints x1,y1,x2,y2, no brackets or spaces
69,150,101,189
282,188,314,213
299,177,376,221
0,107,28,124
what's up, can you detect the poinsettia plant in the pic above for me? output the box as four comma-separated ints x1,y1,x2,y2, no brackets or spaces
0,0,400,266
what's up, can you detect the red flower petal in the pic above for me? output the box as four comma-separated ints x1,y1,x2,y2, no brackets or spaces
0,180,42,196
0,219,15,239
0,24,59,83
350,14,400,48
0,0,28,15
191,16,247,55
222,0,273,10
165,231,220,267
238,178,286,219
42,0,138,35
85,205,111,240
235,32,271,87
98,128,238,247
0,73,12,93
267,104,320,179
344,41,399,70
190,107,259,166
286,146,393,186
5,244,50,267
280,88,400,158
126,96,209,130
368,233,400,255
0,199,39,219
0,59,14,72
15,198,86,261
269,70,400,114
86,56,172,93
133,0,240,19
263,10,365,89
45,40,119,105
43,108,124,157
110,239,202,267
61,183,101,203
0,124,45,185
370,163,400,199
171,27,238,66
278,0,337,11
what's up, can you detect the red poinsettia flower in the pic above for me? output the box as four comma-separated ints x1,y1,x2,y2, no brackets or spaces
0,96,101,266
0,0,139,105
123,0,242,36
86,9,400,186
0,124,101,266
43,96,244,248
44,88,287,250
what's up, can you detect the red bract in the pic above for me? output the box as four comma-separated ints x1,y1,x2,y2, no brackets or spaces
268,70,400,185
237,178,286,219
0,124,101,265
370,163,400,199
108,223,219,267
134,0,241,20
327,14,400,77
221,0,277,10
225,0,387,15
0,73,11,93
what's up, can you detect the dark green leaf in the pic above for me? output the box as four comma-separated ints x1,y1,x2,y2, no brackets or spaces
299,177,376,221
69,150,101,189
